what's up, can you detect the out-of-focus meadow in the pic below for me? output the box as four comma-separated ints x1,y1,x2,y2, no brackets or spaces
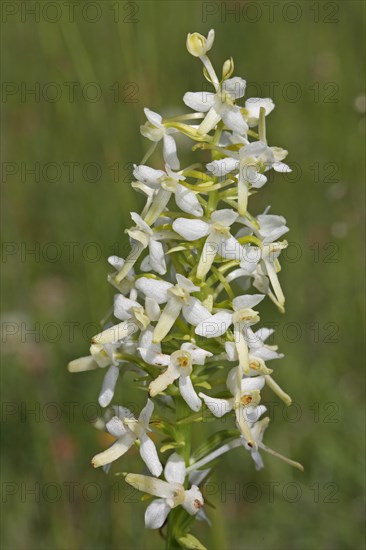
1,1,365,549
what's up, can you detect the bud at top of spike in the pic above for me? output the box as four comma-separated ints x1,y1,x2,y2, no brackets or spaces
186,29,215,57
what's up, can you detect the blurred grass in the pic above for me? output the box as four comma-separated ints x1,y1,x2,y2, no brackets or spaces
1,1,365,549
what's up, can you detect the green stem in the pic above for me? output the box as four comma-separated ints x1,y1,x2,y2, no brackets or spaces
165,396,192,549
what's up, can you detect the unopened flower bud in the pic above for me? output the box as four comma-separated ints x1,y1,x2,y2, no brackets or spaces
186,29,215,57
222,57,234,79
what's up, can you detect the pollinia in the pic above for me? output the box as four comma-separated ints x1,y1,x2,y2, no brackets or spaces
69,30,303,550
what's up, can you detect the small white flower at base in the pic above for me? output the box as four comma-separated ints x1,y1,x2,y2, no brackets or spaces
125,453,204,529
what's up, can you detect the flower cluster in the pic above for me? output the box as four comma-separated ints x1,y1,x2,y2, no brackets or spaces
69,30,302,549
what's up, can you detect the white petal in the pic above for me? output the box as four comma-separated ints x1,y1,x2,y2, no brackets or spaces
211,208,238,226
92,320,138,345
139,432,163,477
175,184,203,217
257,213,286,232
181,343,213,364
67,355,98,372
249,171,267,188
217,235,243,261
242,404,266,425
222,105,248,135
144,108,163,128
176,274,200,293
144,499,171,529
226,366,241,395
199,393,234,417
241,376,265,392
273,162,291,173
152,297,183,343
206,157,239,176
183,91,215,112
240,245,261,273
130,211,152,233
225,342,238,362
163,134,180,170
145,297,160,321
148,240,167,275
140,255,152,272
138,327,167,365
240,141,268,158
164,452,186,484
90,343,115,368
172,218,210,241
135,277,173,304
195,310,233,338
182,297,211,327
108,255,125,270
251,404,267,423
250,447,264,470
149,364,180,397
139,346,170,367
91,433,136,467
133,164,165,184
179,376,202,412
125,473,174,499
205,29,215,51
114,405,135,420
113,294,139,321
256,327,274,342
98,365,120,407
197,106,221,135
245,98,275,121
106,416,128,437
232,294,265,310
139,398,154,427
182,485,204,515
222,77,246,99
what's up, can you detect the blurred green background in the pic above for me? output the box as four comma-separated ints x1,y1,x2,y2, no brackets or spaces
2,1,365,549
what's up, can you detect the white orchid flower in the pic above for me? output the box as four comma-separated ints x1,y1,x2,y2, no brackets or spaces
114,212,173,283
148,343,212,411
240,415,303,471
226,326,283,362
67,340,119,373
184,76,248,136
91,291,153,345
129,212,167,274
133,164,203,221
200,368,266,446
137,326,170,367
172,209,242,279
207,141,291,214
92,400,163,476
92,293,161,404
187,412,302,472
125,452,204,529
224,340,291,406
196,294,265,373
107,255,136,294
239,214,289,311
255,213,290,242
140,108,179,170
135,274,211,343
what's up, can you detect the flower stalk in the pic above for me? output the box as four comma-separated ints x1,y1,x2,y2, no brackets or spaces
68,29,302,549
